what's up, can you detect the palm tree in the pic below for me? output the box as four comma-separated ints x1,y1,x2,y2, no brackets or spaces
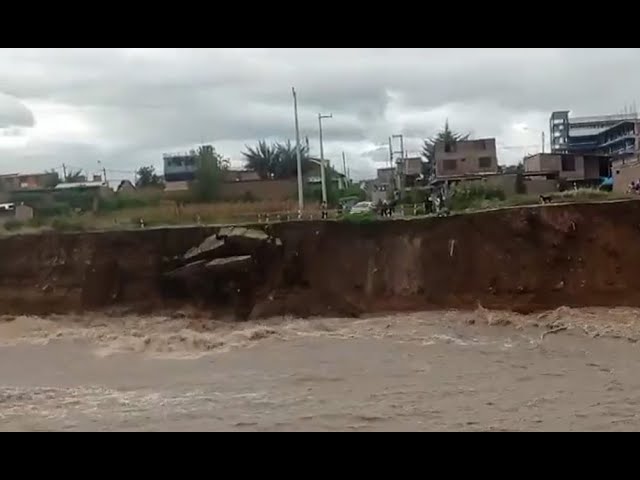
242,139,310,179
65,169,85,183
242,140,279,179
422,121,470,178
274,140,310,179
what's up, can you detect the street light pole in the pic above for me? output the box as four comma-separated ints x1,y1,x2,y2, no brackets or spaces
292,87,304,212
318,113,332,204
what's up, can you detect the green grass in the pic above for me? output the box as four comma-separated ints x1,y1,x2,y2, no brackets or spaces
0,188,633,235
450,188,631,213
2,219,23,231
339,212,379,224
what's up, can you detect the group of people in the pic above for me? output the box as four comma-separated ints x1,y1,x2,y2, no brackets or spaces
629,180,640,195
424,191,448,216
376,199,397,217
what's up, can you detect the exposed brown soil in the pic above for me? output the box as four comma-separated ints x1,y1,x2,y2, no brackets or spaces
3,201,640,319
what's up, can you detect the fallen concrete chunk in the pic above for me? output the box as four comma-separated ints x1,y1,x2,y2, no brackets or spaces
218,226,269,241
222,228,273,255
205,255,253,274
184,235,225,260
164,260,207,278
235,228,269,240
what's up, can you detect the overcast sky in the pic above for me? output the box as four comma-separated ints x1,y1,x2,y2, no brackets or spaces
1,48,639,182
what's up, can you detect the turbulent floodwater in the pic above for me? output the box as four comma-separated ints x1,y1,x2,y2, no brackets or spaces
2,307,640,431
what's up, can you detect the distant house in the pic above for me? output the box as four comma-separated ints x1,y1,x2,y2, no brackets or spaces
524,153,610,183
0,172,58,191
222,170,261,182
612,157,640,193
54,181,112,199
15,204,33,221
434,138,499,179
163,152,198,182
396,156,424,189
369,167,396,203
305,160,347,190
164,180,190,192
116,180,136,193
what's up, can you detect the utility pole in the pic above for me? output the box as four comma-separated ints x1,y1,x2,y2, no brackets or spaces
292,87,304,212
541,131,545,153
391,134,405,193
318,113,332,204
388,137,393,167
98,160,107,185
342,151,348,184
62,164,67,182
391,134,404,163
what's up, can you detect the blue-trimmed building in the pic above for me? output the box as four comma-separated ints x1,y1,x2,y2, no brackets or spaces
163,151,198,182
550,111,640,162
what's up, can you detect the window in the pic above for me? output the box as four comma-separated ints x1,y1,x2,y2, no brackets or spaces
561,155,576,171
479,157,492,169
444,142,456,153
443,159,457,171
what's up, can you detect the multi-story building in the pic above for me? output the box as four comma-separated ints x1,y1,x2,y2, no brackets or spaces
163,152,198,182
550,111,640,162
524,153,610,183
395,157,423,189
434,138,498,179
363,167,395,204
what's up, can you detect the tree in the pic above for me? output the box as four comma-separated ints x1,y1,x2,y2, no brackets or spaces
135,165,163,188
65,169,84,183
242,140,279,179
274,140,310,179
421,121,470,178
191,145,229,202
498,163,524,174
242,139,310,180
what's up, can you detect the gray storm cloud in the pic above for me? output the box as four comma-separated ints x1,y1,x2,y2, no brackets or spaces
0,92,35,129
0,48,639,178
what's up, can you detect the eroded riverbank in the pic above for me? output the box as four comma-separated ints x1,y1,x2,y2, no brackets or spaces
3,201,640,318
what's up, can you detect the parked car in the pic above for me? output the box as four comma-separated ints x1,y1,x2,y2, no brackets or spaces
349,201,375,215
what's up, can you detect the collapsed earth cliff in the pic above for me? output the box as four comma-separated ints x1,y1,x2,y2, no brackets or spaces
2,201,640,319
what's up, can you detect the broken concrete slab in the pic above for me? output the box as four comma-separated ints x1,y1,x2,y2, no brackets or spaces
206,255,252,267
164,260,207,279
205,255,253,274
221,227,275,254
184,235,225,260
218,226,269,241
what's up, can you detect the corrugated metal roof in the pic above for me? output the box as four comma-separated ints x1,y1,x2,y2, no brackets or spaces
54,181,106,190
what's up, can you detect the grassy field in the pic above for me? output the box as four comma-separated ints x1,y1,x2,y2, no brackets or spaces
0,189,635,235
0,199,324,234
451,189,632,213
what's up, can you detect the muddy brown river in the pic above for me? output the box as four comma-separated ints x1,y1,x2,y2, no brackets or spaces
2,308,640,431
